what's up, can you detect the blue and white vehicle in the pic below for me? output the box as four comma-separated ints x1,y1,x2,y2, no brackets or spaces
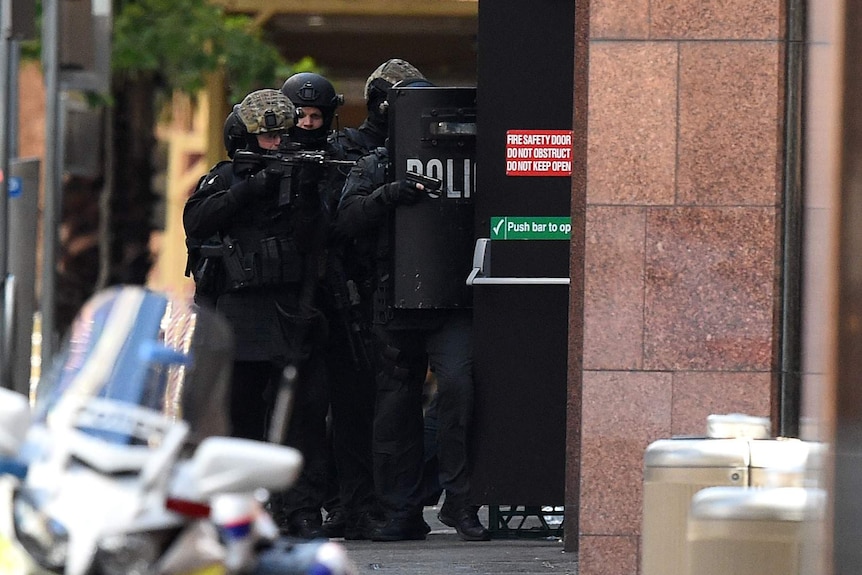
0,286,355,575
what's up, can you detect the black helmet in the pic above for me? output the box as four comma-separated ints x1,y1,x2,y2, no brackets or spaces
222,104,246,159
280,72,343,132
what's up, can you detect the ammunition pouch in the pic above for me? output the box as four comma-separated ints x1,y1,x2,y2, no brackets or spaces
221,234,304,291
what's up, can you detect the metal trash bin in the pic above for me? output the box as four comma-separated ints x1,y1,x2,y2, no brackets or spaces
641,438,750,575
686,486,822,575
641,414,811,575
749,438,811,487
706,413,771,439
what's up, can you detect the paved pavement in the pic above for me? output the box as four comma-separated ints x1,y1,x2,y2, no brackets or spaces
338,505,579,575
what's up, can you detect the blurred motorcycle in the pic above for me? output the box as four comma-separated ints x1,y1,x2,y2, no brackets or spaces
0,286,355,575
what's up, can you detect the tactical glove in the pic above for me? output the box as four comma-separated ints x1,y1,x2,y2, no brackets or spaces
373,179,422,206
230,168,275,204
294,163,324,204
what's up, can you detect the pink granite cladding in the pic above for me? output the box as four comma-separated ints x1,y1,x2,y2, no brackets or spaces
677,42,783,206
642,206,777,371
650,0,782,39
583,207,646,370
800,0,840,447
800,372,831,443
578,535,639,575
805,43,841,211
580,371,672,535
587,42,677,205
798,0,839,566
801,208,836,378
671,371,772,436
808,0,842,44
590,0,649,39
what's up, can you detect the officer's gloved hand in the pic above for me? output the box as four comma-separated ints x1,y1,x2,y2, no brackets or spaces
294,163,324,203
231,167,275,204
298,161,325,182
374,179,422,206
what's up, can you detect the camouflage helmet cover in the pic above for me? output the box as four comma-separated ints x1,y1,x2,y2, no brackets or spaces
236,89,295,134
363,59,425,100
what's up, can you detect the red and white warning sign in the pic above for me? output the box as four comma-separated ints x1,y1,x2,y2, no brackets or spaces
505,129,573,176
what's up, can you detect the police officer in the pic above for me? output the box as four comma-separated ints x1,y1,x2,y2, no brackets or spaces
272,71,380,540
335,58,424,157
280,72,372,541
183,88,331,539
184,104,249,307
334,60,490,542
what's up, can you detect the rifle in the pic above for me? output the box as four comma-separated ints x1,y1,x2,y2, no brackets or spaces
326,251,372,373
233,148,355,207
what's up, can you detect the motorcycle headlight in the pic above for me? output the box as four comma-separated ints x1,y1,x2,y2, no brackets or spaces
12,489,69,571
94,532,167,575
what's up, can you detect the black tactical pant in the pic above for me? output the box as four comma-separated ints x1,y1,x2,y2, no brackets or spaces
228,352,330,527
372,311,474,521
274,346,331,525
325,319,378,520
229,360,279,441
220,287,331,527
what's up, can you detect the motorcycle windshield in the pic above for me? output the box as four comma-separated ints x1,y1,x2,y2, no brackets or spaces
32,286,235,444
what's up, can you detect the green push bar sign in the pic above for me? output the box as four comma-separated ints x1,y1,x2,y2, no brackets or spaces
490,216,571,240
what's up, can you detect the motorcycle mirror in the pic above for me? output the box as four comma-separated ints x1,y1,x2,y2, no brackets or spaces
0,387,31,456
190,437,303,497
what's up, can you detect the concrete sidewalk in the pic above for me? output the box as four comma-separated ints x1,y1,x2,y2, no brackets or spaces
338,505,579,575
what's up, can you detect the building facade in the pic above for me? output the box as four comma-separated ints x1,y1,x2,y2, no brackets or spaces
23,0,853,572
574,1,793,573
149,1,856,572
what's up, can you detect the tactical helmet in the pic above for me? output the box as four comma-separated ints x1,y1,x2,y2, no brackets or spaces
364,59,425,101
236,89,295,135
222,104,246,159
381,77,436,112
280,72,343,119
280,72,343,148
390,78,435,90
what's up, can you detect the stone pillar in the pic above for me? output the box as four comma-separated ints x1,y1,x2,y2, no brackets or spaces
801,0,862,573
575,2,787,573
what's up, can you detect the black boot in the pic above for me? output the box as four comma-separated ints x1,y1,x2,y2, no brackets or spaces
438,502,490,541
369,514,430,542
322,507,347,538
343,510,383,540
285,511,327,539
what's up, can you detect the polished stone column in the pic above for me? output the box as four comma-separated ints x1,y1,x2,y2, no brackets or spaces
801,0,862,573
575,2,788,573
